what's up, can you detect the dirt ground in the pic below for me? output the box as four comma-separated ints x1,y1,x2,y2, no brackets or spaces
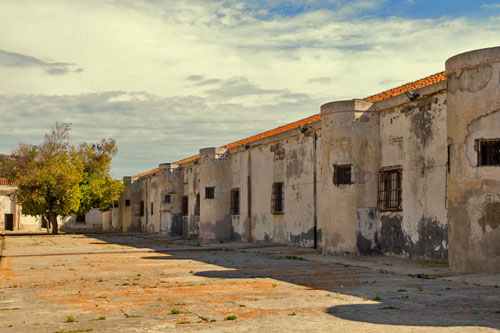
0,233,499,332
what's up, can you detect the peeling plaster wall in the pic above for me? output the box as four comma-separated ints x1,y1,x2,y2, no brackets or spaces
377,90,448,259
199,147,232,241
159,164,184,237
446,47,500,273
183,163,200,237
320,100,379,255
228,125,321,247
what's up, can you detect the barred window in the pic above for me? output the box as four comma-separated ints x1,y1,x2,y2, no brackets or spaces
477,139,500,166
182,196,188,216
378,166,402,211
334,165,352,185
195,193,200,216
271,182,284,214
164,194,171,204
230,188,240,215
205,187,215,199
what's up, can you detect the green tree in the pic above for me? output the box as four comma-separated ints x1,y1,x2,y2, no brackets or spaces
2,123,123,234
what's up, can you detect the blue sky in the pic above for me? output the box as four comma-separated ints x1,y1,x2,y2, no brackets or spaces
240,0,500,19
0,0,499,177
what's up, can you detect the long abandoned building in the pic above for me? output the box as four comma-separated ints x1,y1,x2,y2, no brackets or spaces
109,47,500,273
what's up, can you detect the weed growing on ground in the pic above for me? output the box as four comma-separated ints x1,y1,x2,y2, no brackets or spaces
171,309,181,314
189,270,194,274
373,295,382,301
55,329,93,333
178,321,190,324
272,284,277,288
225,315,237,320
285,256,305,261
288,312,296,316
92,317,106,321
379,306,400,310
397,289,407,292
0,308,19,311
122,282,130,286
417,286,423,292
66,315,76,323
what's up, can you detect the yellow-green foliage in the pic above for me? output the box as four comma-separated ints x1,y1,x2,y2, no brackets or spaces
2,122,123,231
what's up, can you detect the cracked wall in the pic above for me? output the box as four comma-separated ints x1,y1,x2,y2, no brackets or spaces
446,46,500,272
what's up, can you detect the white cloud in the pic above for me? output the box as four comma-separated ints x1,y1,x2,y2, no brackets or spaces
0,0,499,176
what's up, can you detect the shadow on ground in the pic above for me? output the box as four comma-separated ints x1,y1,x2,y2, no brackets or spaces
49,233,500,329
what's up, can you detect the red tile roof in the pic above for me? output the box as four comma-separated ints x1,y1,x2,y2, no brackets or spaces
363,72,446,102
0,178,14,185
135,72,447,178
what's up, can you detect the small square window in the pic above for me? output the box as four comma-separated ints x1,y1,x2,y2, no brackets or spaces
76,214,85,223
113,201,119,208
230,188,240,215
477,139,500,166
334,165,352,185
125,199,130,206
164,194,171,204
271,182,284,214
205,187,215,199
378,166,402,211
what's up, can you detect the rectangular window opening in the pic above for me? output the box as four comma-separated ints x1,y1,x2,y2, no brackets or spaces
182,196,189,216
140,201,144,216
271,182,284,214
125,199,130,207
378,166,402,212
195,193,200,216
76,214,85,223
113,201,119,208
205,187,215,199
477,139,500,166
230,188,240,215
164,194,171,204
334,164,352,185
151,202,154,215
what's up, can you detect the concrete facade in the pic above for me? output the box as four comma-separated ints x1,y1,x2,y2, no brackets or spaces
0,180,41,231
111,47,500,273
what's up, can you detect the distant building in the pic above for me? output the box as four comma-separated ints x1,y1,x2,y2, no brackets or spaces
0,178,108,232
0,178,41,231
111,47,500,273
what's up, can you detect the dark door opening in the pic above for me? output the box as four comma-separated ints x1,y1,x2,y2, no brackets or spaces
5,214,14,231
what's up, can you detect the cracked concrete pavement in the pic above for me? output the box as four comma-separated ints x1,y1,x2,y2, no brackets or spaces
0,233,499,332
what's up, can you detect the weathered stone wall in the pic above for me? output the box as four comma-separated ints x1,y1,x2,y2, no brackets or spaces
446,46,500,272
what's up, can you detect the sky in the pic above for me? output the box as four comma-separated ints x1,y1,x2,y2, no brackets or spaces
1,0,499,178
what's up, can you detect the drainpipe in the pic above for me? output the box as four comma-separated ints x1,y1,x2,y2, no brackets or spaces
313,131,318,249
247,148,253,242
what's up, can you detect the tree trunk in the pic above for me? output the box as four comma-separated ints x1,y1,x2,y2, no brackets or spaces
49,211,58,235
